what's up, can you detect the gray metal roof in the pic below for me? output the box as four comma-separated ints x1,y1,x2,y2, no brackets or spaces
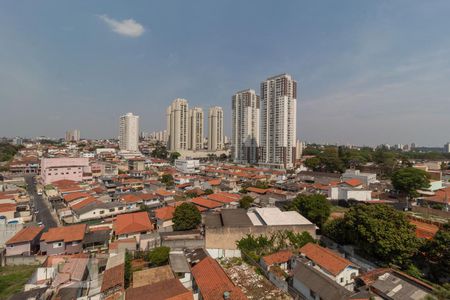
293,262,353,300
169,252,191,273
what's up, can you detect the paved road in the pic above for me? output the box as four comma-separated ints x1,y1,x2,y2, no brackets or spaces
25,175,57,228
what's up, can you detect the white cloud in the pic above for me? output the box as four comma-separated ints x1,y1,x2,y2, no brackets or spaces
98,15,145,38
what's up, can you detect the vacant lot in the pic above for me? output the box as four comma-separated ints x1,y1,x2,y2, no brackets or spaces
0,265,37,300
219,258,292,300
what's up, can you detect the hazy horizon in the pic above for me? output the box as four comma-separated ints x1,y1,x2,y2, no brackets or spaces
1,1,450,146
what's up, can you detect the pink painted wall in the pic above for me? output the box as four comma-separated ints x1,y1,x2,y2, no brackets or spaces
41,158,90,185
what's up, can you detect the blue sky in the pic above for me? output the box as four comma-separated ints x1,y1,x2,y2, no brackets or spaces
1,1,450,146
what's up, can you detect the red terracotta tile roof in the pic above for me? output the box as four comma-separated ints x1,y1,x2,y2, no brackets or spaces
207,179,221,186
409,220,439,240
6,226,44,245
156,189,174,197
71,197,100,210
342,179,363,187
424,187,450,204
52,179,78,187
190,197,223,209
206,193,237,204
0,203,16,212
299,243,353,276
246,187,269,194
41,224,86,243
262,250,293,266
154,206,176,221
63,192,91,203
126,278,193,300
101,263,125,293
119,194,142,203
191,257,247,300
114,212,153,236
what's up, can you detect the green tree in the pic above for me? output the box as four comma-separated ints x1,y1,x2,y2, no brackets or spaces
323,204,420,266
169,152,181,163
430,283,450,300
239,195,254,209
391,167,430,200
304,157,321,171
151,142,169,159
160,174,174,187
146,246,170,266
173,202,201,231
288,194,331,229
204,189,214,195
124,251,132,288
423,227,450,282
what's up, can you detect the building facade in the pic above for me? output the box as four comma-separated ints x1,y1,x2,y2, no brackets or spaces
65,129,80,142
188,107,204,150
207,106,224,151
232,89,260,164
167,98,189,151
41,157,90,185
260,73,297,169
119,113,139,152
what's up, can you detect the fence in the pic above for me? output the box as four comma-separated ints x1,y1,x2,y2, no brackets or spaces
412,206,450,219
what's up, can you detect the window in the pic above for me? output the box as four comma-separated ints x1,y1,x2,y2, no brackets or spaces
99,210,104,214
340,277,344,283
118,207,124,210
53,242,63,248
310,290,316,298
109,208,115,212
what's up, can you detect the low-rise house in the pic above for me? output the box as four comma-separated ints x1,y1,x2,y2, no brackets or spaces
5,225,44,256
342,169,378,186
101,253,125,299
260,249,293,271
40,224,86,255
71,201,130,223
132,265,174,288
189,197,223,212
297,243,359,289
292,261,353,300
357,268,433,300
113,211,154,242
126,278,193,300
154,205,176,232
170,250,192,289
191,256,247,300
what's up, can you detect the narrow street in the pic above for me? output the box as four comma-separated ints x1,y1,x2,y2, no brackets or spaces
25,175,57,228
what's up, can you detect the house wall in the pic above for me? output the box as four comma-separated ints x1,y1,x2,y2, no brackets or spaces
6,241,31,256
335,266,359,287
41,157,90,184
292,277,318,300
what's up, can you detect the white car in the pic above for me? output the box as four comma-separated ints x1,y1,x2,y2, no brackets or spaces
37,221,43,226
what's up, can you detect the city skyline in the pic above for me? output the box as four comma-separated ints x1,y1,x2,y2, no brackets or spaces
1,1,450,146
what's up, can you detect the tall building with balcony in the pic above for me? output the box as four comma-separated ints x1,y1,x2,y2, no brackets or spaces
188,107,204,150
119,113,139,152
260,73,297,169
232,89,260,164
167,98,189,151
208,106,224,151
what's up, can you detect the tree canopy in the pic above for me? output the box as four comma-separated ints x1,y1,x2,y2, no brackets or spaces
323,204,420,266
239,195,255,209
172,202,201,231
423,225,450,283
151,142,168,159
391,167,430,199
146,246,170,267
236,230,315,261
160,174,174,187
287,194,331,229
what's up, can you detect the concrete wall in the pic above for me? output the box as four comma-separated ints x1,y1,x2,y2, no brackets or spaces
6,241,30,256
205,225,316,252
0,223,23,248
